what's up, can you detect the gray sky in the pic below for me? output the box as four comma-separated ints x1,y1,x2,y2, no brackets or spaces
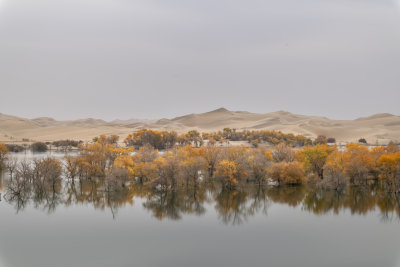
0,0,400,121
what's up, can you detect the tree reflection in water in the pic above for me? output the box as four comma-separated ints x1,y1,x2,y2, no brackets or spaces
143,185,207,220
2,173,400,224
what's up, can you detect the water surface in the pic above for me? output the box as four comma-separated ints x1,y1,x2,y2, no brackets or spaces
0,154,400,267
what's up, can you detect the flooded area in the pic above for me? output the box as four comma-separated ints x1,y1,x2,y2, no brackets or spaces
1,153,400,267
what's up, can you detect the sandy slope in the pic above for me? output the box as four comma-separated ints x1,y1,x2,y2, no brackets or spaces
1,108,399,144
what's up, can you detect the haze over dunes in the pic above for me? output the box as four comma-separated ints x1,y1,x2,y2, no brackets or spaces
0,108,399,144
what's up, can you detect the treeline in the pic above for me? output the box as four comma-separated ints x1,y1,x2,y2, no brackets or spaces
0,128,316,157
6,136,398,190
61,137,307,189
5,142,49,152
124,128,312,149
52,139,82,148
320,144,400,191
102,140,400,190
0,140,84,154
202,128,313,146
2,136,400,192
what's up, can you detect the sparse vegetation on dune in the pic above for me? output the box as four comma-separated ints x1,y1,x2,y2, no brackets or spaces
2,109,400,146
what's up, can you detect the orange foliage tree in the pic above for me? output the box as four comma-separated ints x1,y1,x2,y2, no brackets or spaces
377,151,400,183
298,144,335,179
215,160,239,189
0,142,9,170
342,144,376,185
270,161,306,185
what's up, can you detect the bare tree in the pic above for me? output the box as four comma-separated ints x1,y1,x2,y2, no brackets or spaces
271,143,295,163
6,157,18,179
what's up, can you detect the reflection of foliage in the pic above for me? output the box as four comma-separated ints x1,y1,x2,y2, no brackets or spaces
0,171,4,191
32,182,63,214
212,185,269,225
246,186,269,216
214,189,248,225
64,179,137,218
4,175,64,214
179,187,207,216
4,173,32,213
267,186,307,207
5,168,400,224
344,187,376,215
142,187,207,220
143,190,182,220
303,188,346,215
376,192,400,222
303,185,400,222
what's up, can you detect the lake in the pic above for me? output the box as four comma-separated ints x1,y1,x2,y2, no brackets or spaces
0,153,400,267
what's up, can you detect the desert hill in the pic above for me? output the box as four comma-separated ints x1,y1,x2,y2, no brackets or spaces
0,108,399,144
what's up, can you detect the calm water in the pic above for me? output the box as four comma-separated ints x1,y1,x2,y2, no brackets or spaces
6,151,78,160
1,153,400,267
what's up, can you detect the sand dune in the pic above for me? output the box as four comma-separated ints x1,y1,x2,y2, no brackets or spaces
0,108,399,144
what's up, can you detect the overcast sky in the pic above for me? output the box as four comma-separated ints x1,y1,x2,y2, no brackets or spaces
0,0,399,121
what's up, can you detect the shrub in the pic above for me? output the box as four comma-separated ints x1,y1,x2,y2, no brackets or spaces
246,147,272,184
5,144,25,152
343,144,374,185
327,137,336,144
271,143,295,163
358,138,367,144
270,161,306,185
251,139,259,148
124,129,178,149
34,158,62,182
298,144,335,179
31,142,48,152
314,135,327,145
216,160,239,189
52,140,81,147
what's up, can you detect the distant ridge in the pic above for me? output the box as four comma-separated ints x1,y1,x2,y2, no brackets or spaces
0,108,399,144
355,113,395,120
205,107,231,113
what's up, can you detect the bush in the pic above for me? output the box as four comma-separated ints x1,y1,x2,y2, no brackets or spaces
31,142,48,152
5,144,25,152
270,161,306,185
271,143,295,163
215,160,239,189
298,144,335,179
251,139,259,148
327,137,336,144
314,135,327,145
322,165,347,190
52,140,81,147
124,129,177,149
358,138,367,144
